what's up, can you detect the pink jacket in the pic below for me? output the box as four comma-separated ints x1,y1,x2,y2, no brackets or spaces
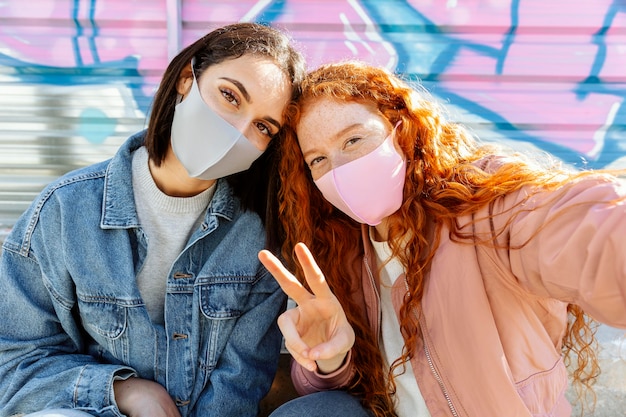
291,174,626,416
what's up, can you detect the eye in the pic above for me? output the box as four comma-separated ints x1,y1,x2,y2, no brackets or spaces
308,155,326,168
344,136,362,148
220,88,240,107
255,121,273,137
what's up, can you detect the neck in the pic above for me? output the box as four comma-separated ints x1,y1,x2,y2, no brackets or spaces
372,218,390,242
149,146,216,197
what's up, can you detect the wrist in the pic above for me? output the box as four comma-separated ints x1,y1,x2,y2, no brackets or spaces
316,351,349,374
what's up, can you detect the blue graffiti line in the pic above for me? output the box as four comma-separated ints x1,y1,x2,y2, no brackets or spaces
358,0,626,169
72,0,101,66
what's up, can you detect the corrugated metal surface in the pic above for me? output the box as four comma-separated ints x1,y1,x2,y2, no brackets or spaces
0,0,164,238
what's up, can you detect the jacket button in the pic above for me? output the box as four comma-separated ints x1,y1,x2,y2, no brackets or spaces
172,333,188,340
175,398,191,406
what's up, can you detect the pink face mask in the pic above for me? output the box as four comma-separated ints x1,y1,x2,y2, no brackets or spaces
313,125,406,226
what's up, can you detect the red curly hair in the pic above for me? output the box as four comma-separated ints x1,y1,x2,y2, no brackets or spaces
276,60,616,416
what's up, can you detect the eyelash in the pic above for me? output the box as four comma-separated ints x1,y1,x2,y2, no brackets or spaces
308,136,361,168
345,137,361,147
309,156,325,167
255,122,272,137
221,88,274,138
220,88,239,106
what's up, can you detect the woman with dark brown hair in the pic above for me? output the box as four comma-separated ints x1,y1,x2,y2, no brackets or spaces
0,23,305,417
261,60,626,417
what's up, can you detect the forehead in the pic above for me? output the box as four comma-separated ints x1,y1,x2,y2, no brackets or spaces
296,98,386,143
299,98,378,126
204,54,287,84
202,55,291,116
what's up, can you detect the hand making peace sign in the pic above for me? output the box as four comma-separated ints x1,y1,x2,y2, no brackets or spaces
258,242,355,374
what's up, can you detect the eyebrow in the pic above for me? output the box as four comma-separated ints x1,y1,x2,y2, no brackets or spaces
301,123,368,161
220,77,282,131
221,77,251,102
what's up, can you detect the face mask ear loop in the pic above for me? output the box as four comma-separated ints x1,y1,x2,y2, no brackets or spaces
190,56,197,78
392,120,403,156
393,120,402,134
188,57,206,104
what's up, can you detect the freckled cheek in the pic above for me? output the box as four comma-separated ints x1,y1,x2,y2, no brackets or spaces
310,167,327,182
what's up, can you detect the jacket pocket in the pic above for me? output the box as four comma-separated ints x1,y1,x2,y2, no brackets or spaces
196,278,253,379
197,278,253,319
77,296,129,363
515,358,570,416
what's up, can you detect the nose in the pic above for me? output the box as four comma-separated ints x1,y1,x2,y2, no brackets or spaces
241,124,271,152
313,152,349,180
330,152,352,171
229,117,247,135
223,113,269,151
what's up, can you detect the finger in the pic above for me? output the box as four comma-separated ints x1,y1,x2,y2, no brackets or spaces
258,250,313,304
294,243,334,299
308,328,355,361
284,343,317,373
276,309,311,356
276,310,318,372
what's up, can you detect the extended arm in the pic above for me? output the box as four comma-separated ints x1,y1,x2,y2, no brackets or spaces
498,175,626,327
258,243,357,394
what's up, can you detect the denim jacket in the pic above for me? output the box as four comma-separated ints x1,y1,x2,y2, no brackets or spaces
0,131,286,417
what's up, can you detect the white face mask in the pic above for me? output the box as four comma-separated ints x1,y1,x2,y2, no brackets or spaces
171,65,263,180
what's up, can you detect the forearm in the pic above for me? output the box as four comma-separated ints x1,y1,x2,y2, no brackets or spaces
0,248,136,416
506,177,626,326
0,357,135,417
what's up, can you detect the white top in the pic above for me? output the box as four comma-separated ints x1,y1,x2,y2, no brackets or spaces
132,146,215,324
370,229,431,417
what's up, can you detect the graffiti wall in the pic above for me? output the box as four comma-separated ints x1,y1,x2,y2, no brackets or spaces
2,0,626,231
0,0,624,414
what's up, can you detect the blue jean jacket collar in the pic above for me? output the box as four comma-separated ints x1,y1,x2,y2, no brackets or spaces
101,130,237,231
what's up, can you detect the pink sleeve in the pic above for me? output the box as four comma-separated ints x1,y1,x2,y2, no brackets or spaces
500,175,626,327
290,350,357,395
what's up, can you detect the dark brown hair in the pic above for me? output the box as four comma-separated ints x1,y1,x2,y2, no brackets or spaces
144,23,305,248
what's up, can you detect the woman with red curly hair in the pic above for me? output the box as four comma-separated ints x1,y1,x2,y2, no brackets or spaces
260,61,626,417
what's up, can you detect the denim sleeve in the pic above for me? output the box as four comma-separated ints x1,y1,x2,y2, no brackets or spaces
0,246,136,417
193,269,287,417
